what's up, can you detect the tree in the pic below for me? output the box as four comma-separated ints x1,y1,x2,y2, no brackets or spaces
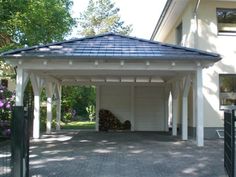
0,0,76,51
78,0,132,36
0,0,76,80
61,86,96,121
0,0,76,128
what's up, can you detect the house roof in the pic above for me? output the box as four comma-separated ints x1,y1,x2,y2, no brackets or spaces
1,33,221,61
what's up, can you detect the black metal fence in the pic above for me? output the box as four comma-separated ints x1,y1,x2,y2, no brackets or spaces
224,110,235,177
11,106,30,177
0,139,11,177
0,121,12,177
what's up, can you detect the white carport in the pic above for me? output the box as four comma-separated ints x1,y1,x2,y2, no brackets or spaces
1,33,221,146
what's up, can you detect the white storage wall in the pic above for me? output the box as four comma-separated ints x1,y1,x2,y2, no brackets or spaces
134,86,165,131
100,85,131,123
100,85,165,131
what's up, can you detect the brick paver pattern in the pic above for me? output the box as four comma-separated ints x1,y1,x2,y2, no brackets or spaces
29,131,227,177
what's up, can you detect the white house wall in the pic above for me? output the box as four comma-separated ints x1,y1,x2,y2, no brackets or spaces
100,85,165,131
197,1,236,128
154,0,236,131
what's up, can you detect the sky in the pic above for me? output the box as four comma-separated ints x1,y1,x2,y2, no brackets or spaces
71,0,167,40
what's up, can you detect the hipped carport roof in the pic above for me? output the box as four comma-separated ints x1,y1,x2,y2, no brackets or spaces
1,33,221,61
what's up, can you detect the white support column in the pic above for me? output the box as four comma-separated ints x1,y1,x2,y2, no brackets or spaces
164,84,171,132
46,82,53,134
196,67,204,146
182,76,191,140
96,86,100,131
30,73,43,139
130,86,135,131
15,68,29,106
172,81,179,136
168,92,173,131
56,84,62,131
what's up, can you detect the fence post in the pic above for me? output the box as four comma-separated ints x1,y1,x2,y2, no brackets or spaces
224,109,235,177
12,106,29,177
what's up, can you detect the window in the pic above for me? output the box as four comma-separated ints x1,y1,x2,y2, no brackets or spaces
0,79,8,88
219,74,236,108
217,8,236,34
176,22,182,45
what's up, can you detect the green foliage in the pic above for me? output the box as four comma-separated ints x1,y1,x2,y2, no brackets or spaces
61,86,96,121
0,0,76,79
86,105,95,121
0,0,76,50
40,106,57,131
78,0,132,36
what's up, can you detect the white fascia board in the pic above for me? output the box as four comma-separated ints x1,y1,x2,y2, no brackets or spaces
11,60,201,71
154,0,190,41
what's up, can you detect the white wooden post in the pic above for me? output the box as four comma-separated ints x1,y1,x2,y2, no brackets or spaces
130,86,135,131
46,82,53,134
15,68,29,106
56,84,62,131
196,67,204,146
172,81,179,136
164,84,170,132
182,76,191,140
30,74,43,139
96,86,100,131
168,92,173,131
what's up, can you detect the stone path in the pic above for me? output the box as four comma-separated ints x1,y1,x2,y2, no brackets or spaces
29,131,227,177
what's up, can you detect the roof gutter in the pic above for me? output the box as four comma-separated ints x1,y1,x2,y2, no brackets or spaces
150,0,173,40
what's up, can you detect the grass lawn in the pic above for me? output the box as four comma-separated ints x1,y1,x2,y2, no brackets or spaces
60,121,96,129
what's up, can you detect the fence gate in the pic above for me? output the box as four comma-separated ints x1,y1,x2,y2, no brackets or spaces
224,110,235,177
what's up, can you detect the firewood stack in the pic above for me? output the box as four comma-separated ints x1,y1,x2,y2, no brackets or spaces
99,109,131,131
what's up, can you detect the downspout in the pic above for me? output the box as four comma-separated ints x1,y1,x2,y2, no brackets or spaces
193,0,201,49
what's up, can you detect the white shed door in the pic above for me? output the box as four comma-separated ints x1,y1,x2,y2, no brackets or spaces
134,86,165,131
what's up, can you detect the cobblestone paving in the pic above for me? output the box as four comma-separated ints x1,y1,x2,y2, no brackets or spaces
29,131,227,177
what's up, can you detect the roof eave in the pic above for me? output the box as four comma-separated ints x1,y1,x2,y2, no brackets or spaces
150,0,173,40
2,54,221,62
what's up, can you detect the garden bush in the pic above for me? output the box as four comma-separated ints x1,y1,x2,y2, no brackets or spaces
0,85,15,137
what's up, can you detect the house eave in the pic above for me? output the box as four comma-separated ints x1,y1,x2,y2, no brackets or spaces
150,0,173,40
150,0,190,41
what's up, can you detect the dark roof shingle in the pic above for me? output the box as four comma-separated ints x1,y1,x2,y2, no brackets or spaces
1,33,221,61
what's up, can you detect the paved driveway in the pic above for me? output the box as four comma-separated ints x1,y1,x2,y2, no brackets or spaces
30,131,227,177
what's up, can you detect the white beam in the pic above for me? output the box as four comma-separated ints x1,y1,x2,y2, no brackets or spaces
46,82,53,134
130,86,135,131
15,68,29,106
182,75,191,140
196,67,204,146
168,92,173,133
9,60,200,71
55,84,62,131
96,86,100,131
172,81,179,136
30,74,43,139
33,95,40,139
164,84,171,132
